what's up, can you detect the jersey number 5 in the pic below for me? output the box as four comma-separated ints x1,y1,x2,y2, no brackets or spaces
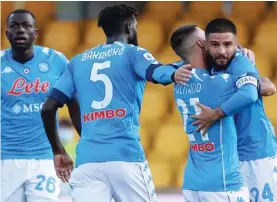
90,61,113,109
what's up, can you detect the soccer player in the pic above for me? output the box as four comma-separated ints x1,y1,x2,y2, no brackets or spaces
192,18,277,202
174,19,277,202
1,9,81,202
169,24,256,202
41,4,183,202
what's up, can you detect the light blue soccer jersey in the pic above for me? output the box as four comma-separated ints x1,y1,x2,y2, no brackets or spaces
1,46,68,160
212,51,277,161
173,63,244,192
49,41,176,167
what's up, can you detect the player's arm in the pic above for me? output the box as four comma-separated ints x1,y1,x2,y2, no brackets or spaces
132,47,191,85
191,82,258,133
235,48,276,96
169,60,192,85
42,96,73,183
41,61,77,154
56,52,81,135
220,73,258,116
66,97,81,135
191,56,259,133
41,97,65,154
259,76,276,96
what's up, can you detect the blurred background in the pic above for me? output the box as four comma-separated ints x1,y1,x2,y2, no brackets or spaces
1,1,277,201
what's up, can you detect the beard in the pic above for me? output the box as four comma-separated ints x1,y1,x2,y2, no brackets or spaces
206,51,236,72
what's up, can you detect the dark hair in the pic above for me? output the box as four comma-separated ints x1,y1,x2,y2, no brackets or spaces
170,24,197,51
98,4,139,37
7,9,36,24
205,18,237,36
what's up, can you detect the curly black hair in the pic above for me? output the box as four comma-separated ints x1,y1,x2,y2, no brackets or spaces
98,4,139,36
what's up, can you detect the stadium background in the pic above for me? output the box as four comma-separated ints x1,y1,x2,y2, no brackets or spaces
1,1,277,201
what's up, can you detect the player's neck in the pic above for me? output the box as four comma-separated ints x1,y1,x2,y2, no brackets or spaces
11,46,34,64
187,54,207,70
106,36,128,44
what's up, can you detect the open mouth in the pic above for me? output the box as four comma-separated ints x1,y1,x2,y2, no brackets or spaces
14,36,27,43
216,58,227,62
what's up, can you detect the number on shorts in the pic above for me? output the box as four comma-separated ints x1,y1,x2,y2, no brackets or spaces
236,197,244,202
35,175,56,193
262,183,274,201
250,183,274,202
35,175,46,191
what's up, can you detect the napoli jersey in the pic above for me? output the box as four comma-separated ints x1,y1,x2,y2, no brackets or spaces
174,63,243,192
50,41,175,167
212,51,277,161
1,46,68,160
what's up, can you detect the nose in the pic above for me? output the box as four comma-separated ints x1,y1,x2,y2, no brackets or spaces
218,45,226,55
16,25,25,34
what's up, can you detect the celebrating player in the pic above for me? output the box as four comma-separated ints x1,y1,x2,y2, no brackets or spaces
40,4,186,202
1,9,81,202
170,24,255,202
190,18,277,202
171,18,277,202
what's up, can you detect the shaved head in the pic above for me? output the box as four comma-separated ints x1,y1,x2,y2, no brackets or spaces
171,25,205,59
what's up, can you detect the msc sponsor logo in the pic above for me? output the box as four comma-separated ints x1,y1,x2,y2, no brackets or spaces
12,102,44,114
83,108,126,123
190,142,215,152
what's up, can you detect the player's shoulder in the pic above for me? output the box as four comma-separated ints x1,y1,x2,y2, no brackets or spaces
68,49,89,69
71,46,95,64
1,49,11,73
232,50,249,62
114,41,133,49
1,49,9,64
73,44,109,63
190,68,211,83
35,45,68,62
1,48,11,59
120,43,148,54
229,50,254,72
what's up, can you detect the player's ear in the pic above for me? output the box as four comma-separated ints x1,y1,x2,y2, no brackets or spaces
34,28,39,39
235,37,239,46
196,40,205,49
126,23,131,34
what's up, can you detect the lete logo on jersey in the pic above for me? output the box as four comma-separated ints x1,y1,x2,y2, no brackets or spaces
7,78,50,96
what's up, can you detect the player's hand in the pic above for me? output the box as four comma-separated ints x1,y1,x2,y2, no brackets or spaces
54,153,73,183
237,44,255,64
190,103,217,135
174,64,192,85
